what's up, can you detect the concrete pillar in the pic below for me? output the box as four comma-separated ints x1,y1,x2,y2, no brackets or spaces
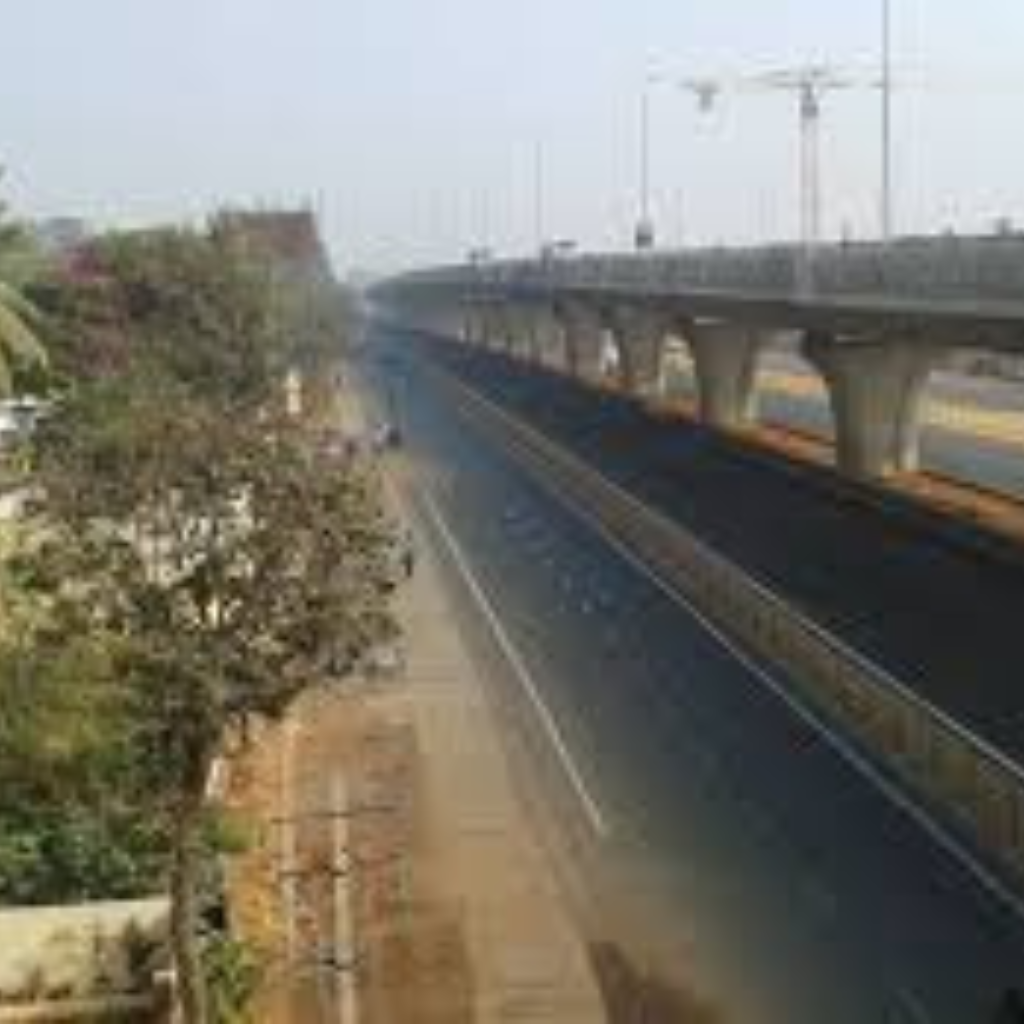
685,322,770,429
441,307,466,340
803,335,948,480
488,305,516,354
466,305,485,347
478,306,507,351
471,305,500,348
417,302,462,339
446,304,471,344
504,304,541,363
532,305,567,369
462,305,484,346
608,306,671,397
556,303,607,382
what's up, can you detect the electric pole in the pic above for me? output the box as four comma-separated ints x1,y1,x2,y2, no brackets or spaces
881,0,894,242
636,75,659,250
533,141,545,254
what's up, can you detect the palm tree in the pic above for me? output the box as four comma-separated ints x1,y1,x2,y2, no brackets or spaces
0,277,46,394
0,176,47,394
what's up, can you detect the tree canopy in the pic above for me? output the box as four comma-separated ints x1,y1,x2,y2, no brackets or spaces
0,181,47,394
0,218,396,1022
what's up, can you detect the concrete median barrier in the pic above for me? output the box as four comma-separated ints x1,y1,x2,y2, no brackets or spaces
434,364,1024,890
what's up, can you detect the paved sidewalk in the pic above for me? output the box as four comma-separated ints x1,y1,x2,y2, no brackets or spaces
387,473,605,1023
227,374,605,1022
357,367,606,1022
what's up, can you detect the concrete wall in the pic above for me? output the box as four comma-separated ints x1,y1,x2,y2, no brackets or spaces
0,899,168,1007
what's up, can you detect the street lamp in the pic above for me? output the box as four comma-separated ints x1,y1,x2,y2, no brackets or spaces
635,73,663,251
635,74,726,251
881,0,894,242
533,141,546,254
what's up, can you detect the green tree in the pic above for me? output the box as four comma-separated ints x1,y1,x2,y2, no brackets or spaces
20,224,396,1022
0,176,47,393
0,535,168,904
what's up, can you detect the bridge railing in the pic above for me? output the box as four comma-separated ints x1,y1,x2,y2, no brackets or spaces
393,234,1024,308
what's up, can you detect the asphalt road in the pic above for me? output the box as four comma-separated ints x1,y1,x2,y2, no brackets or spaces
415,335,1024,771
364,327,1024,1024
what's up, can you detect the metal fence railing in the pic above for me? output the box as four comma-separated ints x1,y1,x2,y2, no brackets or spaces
388,234,1024,308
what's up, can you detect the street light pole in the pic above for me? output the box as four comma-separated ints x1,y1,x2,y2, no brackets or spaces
533,141,545,254
881,0,894,242
635,74,659,250
800,81,823,250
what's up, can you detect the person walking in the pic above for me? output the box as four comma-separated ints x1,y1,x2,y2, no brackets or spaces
399,528,416,580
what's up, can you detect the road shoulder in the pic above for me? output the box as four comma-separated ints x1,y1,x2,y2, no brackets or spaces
224,374,606,1023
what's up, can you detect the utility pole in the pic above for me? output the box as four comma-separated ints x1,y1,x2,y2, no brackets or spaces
636,75,658,250
756,68,852,254
881,0,894,242
478,189,492,253
532,141,545,254
332,774,357,1024
800,79,824,249
279,717,299,962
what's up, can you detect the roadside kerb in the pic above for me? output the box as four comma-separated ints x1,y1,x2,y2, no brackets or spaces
432,365,1024,886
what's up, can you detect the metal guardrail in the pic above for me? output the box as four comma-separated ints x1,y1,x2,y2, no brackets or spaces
438,367,1024,887
387,235,1024,309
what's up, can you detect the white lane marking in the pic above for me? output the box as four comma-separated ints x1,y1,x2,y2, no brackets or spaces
503,419,1024,924
420,489,611,839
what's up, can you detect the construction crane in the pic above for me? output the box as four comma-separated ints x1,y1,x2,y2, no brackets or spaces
680,77,725,114
682,66,871,251
755,66,860,250
679,65,876,293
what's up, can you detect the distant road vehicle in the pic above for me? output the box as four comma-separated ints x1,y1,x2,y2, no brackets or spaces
373,420,401,451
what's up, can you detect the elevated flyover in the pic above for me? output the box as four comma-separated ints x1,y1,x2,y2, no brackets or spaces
374,240,1024,902
376,236,1024,481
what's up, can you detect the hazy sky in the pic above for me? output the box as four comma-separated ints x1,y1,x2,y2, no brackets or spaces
3,1,1024,272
